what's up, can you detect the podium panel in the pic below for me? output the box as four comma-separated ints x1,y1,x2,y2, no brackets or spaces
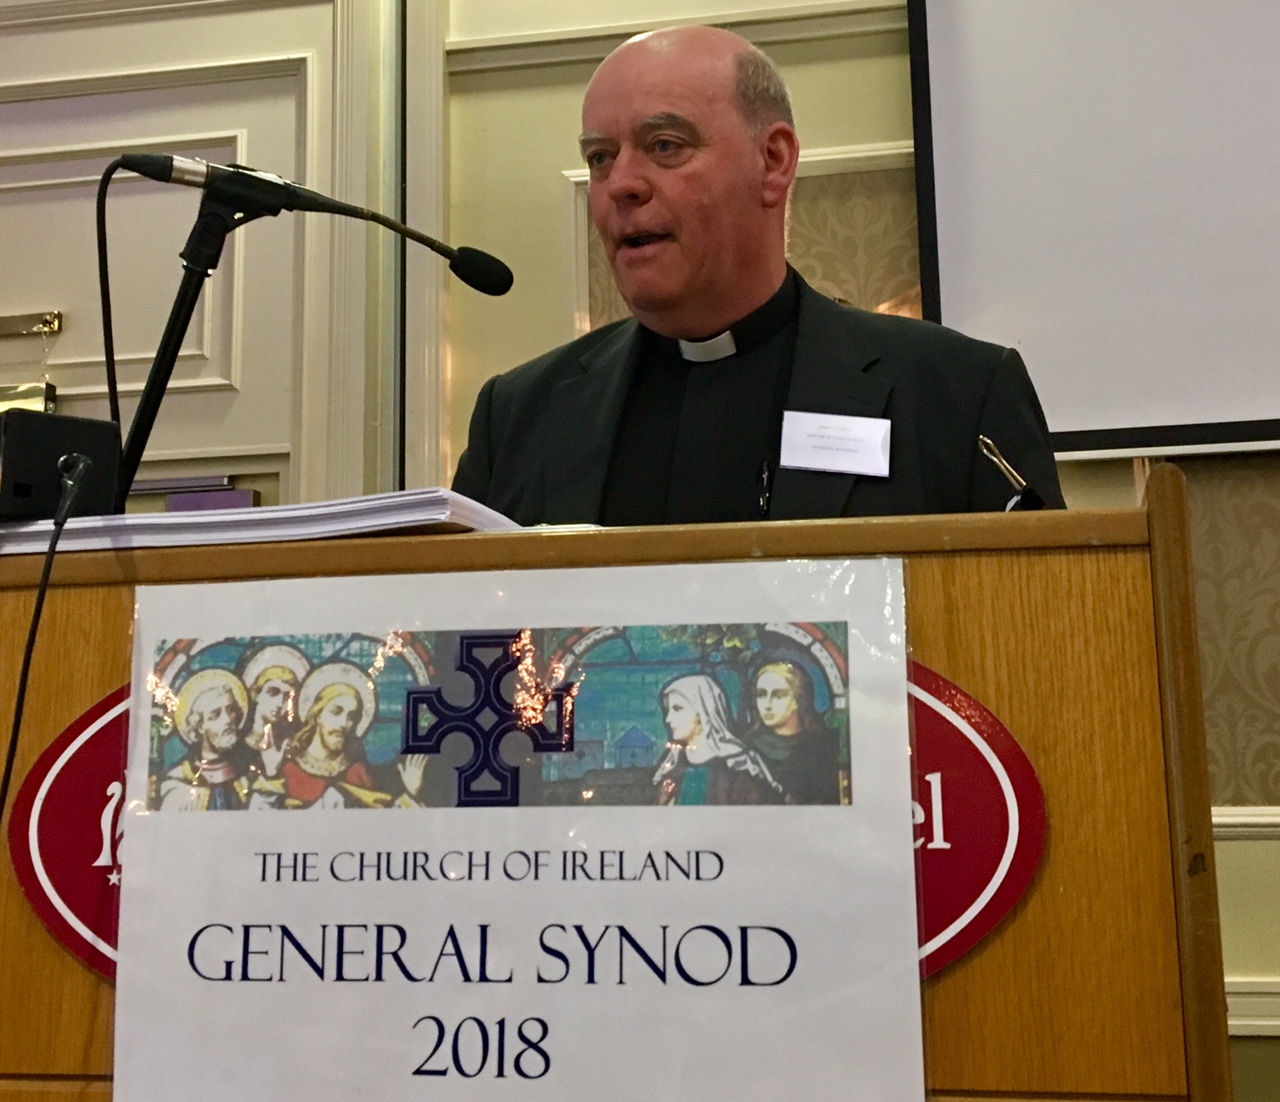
0,465,1228,1100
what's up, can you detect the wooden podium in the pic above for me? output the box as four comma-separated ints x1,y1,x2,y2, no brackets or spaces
0,463,1229,1101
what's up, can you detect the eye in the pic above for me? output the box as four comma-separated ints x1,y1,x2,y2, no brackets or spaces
650,136,683,157
583,147,614,171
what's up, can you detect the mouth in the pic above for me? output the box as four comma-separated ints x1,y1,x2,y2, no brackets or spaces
618,231,673,252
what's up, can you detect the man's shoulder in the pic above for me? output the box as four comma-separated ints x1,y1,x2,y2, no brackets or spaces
487,317,636,397
797,287,1022,409
801,286,1011,362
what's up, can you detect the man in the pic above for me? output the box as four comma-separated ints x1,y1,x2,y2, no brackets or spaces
453,25,1064,525
280,661,427,810
239,643,310,778
160,669,253,811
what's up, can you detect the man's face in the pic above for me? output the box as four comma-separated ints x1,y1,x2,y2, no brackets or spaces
316,693,359,756
580,36,777,337
191,687,243,757
255,678,294,726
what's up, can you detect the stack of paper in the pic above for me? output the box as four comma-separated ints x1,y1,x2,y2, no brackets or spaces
0,488,519,556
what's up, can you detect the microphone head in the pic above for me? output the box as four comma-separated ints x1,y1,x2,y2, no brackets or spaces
58,452,93,482
449,246,514,296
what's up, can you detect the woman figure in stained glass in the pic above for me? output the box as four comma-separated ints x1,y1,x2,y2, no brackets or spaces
743,660,841,804
653,674,781,805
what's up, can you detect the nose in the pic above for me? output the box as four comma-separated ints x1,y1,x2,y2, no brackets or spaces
604,145,652,206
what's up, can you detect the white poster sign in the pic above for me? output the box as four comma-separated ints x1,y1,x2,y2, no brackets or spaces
117,559,924,1101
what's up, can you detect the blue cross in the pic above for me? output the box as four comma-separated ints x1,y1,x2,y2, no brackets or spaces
401,631,577,807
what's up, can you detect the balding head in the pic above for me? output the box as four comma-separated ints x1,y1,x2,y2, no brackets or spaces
592,26,793,132
580,26,800,338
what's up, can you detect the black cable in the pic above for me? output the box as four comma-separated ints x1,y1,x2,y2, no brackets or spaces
0,455,91,830
96,159,125,427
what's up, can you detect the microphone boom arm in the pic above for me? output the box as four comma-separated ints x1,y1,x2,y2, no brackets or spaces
112,155,512,508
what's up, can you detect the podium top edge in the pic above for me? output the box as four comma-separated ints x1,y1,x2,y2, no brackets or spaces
0,508,1149,590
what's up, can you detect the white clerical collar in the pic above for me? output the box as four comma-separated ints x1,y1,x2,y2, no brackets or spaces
677,330,737,362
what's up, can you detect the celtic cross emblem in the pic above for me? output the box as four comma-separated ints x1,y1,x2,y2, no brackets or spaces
402,631,577,807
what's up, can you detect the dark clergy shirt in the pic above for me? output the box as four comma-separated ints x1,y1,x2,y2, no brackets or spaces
600,270,801,526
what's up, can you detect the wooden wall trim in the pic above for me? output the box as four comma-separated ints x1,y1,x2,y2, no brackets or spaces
445,3,908,74
1213,805,1280,841
1226,978,1280,1037
0,0,294,29
1145,461,1233,1101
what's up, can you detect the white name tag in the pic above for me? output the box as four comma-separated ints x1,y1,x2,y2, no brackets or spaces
779,411,891,477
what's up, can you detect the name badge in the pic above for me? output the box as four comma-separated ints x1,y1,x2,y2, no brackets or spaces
779,411,891,477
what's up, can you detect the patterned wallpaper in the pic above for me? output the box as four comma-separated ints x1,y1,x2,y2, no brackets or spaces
587,218,630,329
1183,455,1280,806
787,168,920,312
587,166,921,328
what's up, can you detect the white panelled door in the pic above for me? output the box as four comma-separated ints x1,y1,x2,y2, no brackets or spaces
0,0,429,502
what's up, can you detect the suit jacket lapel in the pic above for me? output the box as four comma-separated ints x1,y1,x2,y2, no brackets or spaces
770,287,894,520
542,322,641,524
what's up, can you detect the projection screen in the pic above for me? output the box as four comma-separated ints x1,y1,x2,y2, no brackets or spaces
913,0,1280,455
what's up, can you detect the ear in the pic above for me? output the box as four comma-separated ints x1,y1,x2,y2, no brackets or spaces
759,122,800,208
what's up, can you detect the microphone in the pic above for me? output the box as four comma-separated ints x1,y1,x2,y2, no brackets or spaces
119,153,513,295
120,153,360,217
446,247,516,298
54,453,93,526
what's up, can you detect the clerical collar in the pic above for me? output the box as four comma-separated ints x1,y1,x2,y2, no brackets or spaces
679,330,737,362
646,269,800,363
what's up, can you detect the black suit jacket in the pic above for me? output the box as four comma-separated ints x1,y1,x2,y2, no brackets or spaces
453,280,1064,525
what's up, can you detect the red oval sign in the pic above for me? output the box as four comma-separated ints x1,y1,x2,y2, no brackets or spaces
7,686,127,980
910,661,1048,977
11,670,1046,982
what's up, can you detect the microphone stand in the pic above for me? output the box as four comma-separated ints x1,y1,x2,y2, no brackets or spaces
115,181,279,511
